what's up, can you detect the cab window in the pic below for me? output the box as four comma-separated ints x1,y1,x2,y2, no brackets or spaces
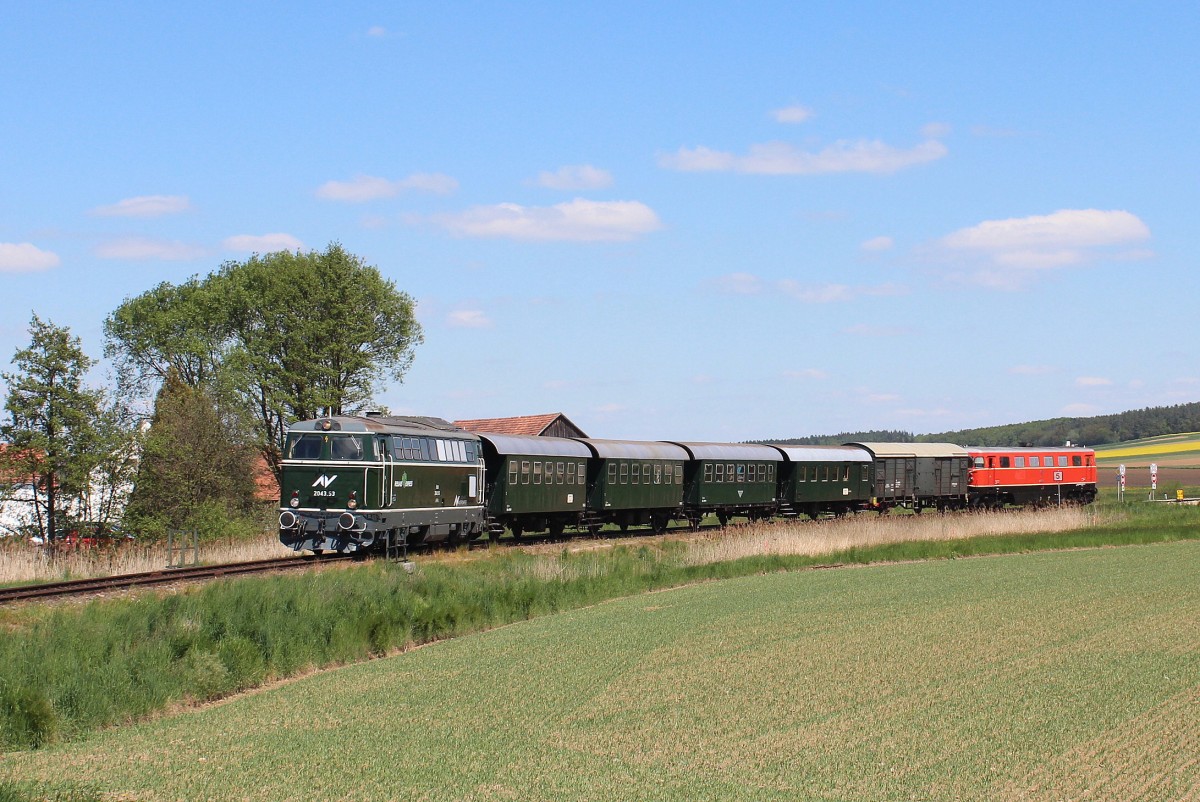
289,434,324,460
331,436,363,460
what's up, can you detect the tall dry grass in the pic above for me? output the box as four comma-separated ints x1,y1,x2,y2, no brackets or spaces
680,506,1100,566
0,531,287,585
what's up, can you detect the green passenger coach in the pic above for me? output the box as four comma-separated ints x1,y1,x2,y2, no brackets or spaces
278,415,485,553
772,445,873,518
575,439,688,533
477,433,591,538
665,442,783,527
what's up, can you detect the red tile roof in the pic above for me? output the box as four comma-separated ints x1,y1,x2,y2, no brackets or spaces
454,413,581,437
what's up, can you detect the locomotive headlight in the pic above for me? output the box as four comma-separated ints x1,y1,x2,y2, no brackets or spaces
290,490,299,508
347,490,357,510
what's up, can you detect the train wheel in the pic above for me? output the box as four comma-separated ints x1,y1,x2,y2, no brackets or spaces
717,512,729,527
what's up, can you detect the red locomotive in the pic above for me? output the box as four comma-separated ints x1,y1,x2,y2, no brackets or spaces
967,447,1097,508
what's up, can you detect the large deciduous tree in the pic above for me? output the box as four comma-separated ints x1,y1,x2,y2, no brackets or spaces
105,243,423,478
0,316,102,543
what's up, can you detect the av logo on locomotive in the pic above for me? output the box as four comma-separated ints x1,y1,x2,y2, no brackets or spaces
311,474,338,488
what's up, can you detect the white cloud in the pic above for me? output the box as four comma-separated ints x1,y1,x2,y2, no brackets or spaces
90,194,192,217
860,235,894,252
711,273,906,303
714,272,764,295
535,164,613,191
429,199,662,242
0,242,60,273
921,122,951,139
94,237,206,261
784,368,828,380
447,310,492,328
772,105,813,124
933,209,1151,288
367,25,387,37
658,138,947,175
778,280,906,303
316,173,458,202
1075,376,1113,387
223,233,303,253
942,209,1149,252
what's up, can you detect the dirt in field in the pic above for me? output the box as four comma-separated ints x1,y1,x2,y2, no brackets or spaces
1098,465,1200,489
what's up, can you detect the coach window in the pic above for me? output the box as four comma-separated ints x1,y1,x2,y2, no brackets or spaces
973,457,985,469
768,464,775,482
1015,457,1025,468
664,464,672,483
533,462,542,484
676,463,684,484
568,463,577,484
620,463,629,484
508,461,518,485
1000,457,1010,468
860,464,869,482
1058,456,1068,467
521,460,531,484
1029,456,1040,467
654,464,662,484
714,463,724,482
555,462,564,484
578,462,586,484
842,466,850,481
629,463,638,485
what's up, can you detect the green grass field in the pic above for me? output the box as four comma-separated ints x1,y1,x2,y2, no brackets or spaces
5,539,1199,801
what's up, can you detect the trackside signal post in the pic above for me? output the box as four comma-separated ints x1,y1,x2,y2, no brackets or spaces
1117,464,1125,502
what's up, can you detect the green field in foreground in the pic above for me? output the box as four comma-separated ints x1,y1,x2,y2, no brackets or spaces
4,541,1200,801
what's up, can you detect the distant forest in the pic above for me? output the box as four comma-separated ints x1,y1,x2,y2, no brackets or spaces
759,402,1200,448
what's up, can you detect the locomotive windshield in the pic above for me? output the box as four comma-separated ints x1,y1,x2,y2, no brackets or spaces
285,433,365,460
288,434,323,460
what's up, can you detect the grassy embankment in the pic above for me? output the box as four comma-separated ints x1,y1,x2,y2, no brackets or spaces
5,523,1200,801
2,500,1198,759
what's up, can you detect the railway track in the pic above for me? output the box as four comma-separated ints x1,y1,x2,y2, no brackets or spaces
0,553,355,605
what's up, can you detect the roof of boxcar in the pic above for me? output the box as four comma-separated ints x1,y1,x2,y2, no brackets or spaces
847,442,969,458
772,445,873,463
575,439,690,460
476,432,592,457
288,415,474,436
664,442,784,461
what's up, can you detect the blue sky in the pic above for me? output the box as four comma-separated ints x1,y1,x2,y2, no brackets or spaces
2,2,1197,442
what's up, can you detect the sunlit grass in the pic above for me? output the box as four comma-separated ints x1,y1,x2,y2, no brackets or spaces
0,531,287,585
4,542,1199,801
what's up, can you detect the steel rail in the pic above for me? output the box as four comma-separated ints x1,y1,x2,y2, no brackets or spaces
0,554,355,605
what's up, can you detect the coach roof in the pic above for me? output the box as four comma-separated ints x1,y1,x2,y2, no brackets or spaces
772,445,873,462
664,442,784,461
847,442,969,458
476,432,592,458
575,439,690,460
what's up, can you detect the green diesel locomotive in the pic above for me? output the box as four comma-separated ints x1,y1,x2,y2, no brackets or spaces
277,414,486,553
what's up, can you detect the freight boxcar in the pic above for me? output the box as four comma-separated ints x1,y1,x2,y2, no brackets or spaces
666,442,783,526
278,415,486,553
847,442,970,512
477,433,591,537
772,445,873,518
967,446,1097,507
575,439,688,533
